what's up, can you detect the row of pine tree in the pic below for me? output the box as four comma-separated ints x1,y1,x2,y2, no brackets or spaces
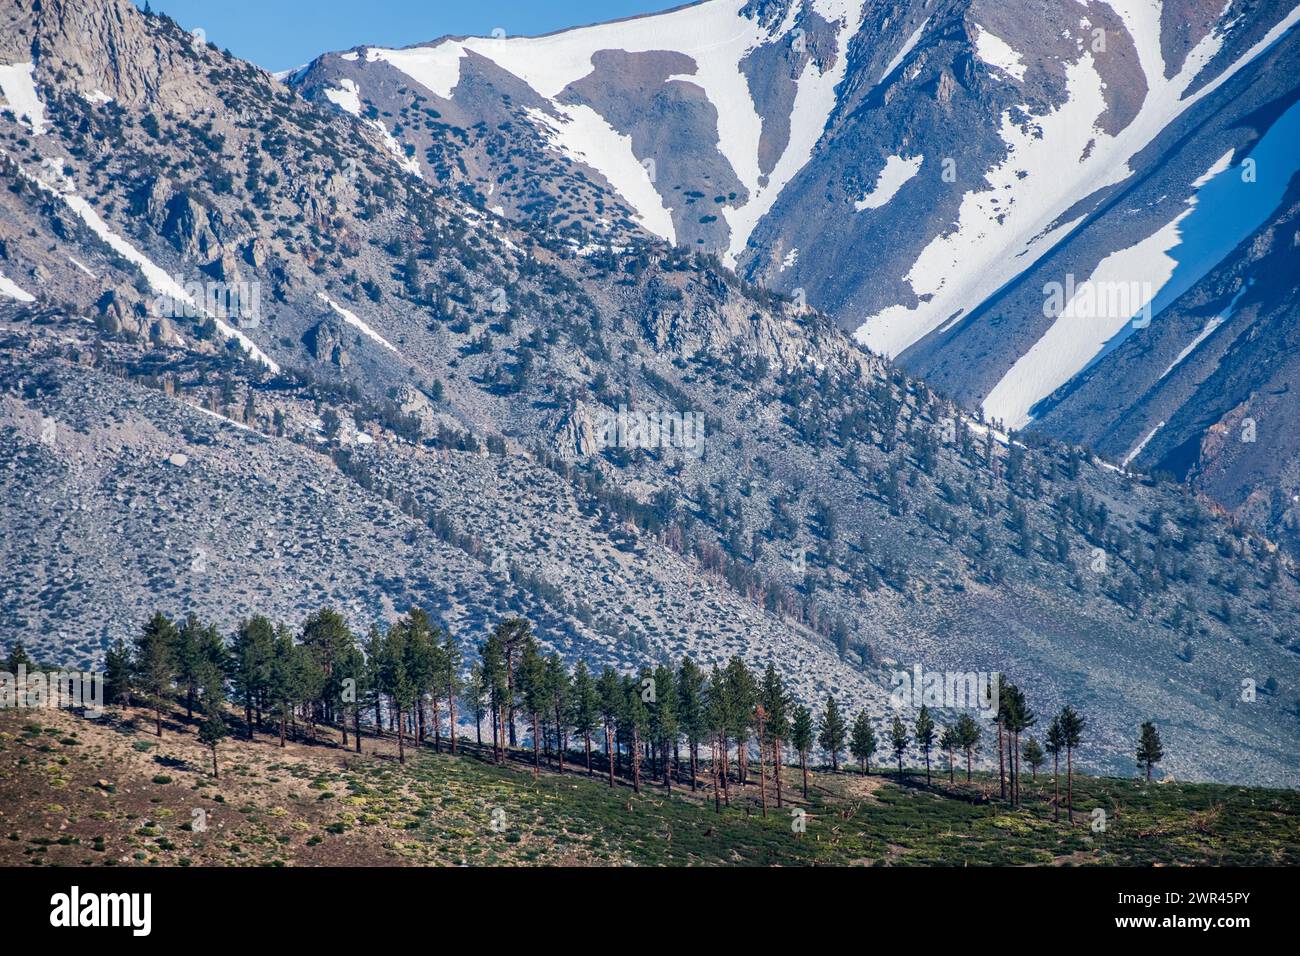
5,611,1164,816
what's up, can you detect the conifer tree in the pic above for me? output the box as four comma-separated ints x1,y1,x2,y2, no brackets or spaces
231,616,273,739
1022,736,1045,781
1136,720,1164,781
725,657,757,787
104,639,133,707
196,662,228,778
914,705,936,784
546,653,572,773
597,665,621,786
625,671,651,794
443,631,462,754
817,695,846,772
705,665,730,808
518,637,547,777
940,724,959,784
1058,705,1085,823
651,663,679,792
134,612,177,736
955,712,981,783
463,662,488,749
173,614,206,719
4,641,32,672
569,661,600,776
849,710,877,774
1045,715,1065,822
790,705,814,798
760,663,790,807
480,630,509,764
890,714,910,779
676,656,706,791
269,624,299,748
380,620,415,763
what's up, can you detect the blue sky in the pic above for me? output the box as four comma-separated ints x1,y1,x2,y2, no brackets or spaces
134,0,686,72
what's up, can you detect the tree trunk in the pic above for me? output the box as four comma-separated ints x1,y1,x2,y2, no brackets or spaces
211,745,219,779
532,712,540,777
773,738,783,809
605,722,615,788
432,699,442,754
155,704,163,738
279,713,286,748
1066,747,1074,824
800,751,809,799
448,690,457,755
397,706,406,764
966,746,972,783
689,742,698,792
246,702,254,741
997,723,1006,800
631,729,641,793
584,732,592,776
1052,752,1060,823
354,710,361,754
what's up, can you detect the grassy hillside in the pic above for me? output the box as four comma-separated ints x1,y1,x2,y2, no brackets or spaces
2,704,1296,867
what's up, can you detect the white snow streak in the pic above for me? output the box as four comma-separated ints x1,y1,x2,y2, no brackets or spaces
317,292,400,353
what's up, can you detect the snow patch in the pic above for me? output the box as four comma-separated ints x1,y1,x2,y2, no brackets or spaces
854,154,923,211
973,25,1027,81
0,272,35,302
0,62,47,135
527,105,675,242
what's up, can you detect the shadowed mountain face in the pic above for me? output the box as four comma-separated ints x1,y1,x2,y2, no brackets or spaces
290,0,1300,553
2,0,1300,785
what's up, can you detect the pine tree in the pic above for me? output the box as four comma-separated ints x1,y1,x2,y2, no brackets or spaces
705,665,730,809
134,612,177,736
625,671,651,794
725,657,757,788
817,695,846,772
231,616,273,739
914,706,936,784
1023,736,1045,781
890,714,910,779
940,724,958,784
518,636,547,777
546,653,572,773
5,641,32,672
760,663,790,807
1136,720,1164,781
379,620,415,763
443,630,462,754
196,662,228,778
790,705,814,798
269,624,300,748
463,662,488,749
569,661,600,776
597,665,621,787
1058,705,1085,823
173,614,206,720
480,630,509,764
336,638,367,753
651,663,679,792
849,710,877,774
955,712,981,783
1002,682,1035,807
104,639,132,707
676,656,706,791
1045,715,1065,823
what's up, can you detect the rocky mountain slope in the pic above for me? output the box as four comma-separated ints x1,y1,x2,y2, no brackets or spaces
1,0,1299,784
290,0,1300,552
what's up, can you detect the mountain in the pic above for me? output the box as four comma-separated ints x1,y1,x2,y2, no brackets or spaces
290,0,1300,553
2,0,1299,785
